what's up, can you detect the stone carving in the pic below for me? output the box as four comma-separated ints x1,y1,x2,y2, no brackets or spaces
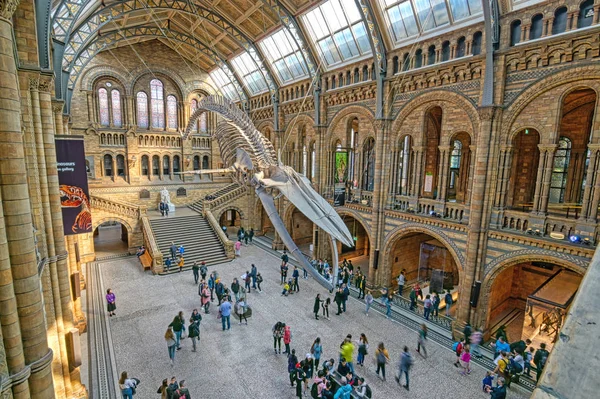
160,187,171,204
0,0,20,20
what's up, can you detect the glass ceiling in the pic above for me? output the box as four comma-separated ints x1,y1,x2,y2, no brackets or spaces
210,67,240,101
231,52,269,95
381,0,482,43
259,28,309,84
302,0,371,68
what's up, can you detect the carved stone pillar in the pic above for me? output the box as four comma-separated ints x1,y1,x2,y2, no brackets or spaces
410,146,424,198
52,101,65,136
594,5,600,25
464,145,476,207
584,145,600,221
537,145,557,214
569,11,578,30
437,145,451,201
86,91,94,123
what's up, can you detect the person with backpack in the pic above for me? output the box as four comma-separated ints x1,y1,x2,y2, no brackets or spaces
283,324,293,354
311,370,327,399
444,290,453,316
288,349,299,386
169,312,185,350
533,343,549,382
173,380,190,399
295,361,306,398
453,338,465,367
375,342,390,381
493,351,510,382
395,346,413,391
200,261,208,281
333,377,352,399
188,309,201,352
354,377,372,398
524,347,535,376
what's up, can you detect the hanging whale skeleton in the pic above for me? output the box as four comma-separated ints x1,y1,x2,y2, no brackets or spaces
182,95,353,291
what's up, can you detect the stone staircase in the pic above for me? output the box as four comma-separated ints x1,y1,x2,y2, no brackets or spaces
149,214,230,273
188,182,243,214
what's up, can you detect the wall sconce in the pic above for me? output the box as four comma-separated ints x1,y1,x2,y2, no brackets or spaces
128,155,137,168
185,156,191,167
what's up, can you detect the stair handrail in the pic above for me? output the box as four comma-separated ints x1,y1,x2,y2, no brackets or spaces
204,184,247,210
204,208,235,259
141,216,163,273
90,195,147,218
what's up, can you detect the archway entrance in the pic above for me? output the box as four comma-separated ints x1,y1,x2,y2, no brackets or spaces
388,232,460,315
260,206,275,239
289,207,314,256
486,261,583,352
337,215,370,273
94,221,129,255
219,209,242,238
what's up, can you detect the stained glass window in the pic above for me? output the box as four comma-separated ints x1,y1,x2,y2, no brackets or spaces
167,95,177,129
199,112,207,133
111,90,122,127
137,92,148,128
98,88,109,126
190,99,198,132
150,79,165,129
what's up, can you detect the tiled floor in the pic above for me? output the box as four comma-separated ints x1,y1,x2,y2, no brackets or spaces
97,245,530,399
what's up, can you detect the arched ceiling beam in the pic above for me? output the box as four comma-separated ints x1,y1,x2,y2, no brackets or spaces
353,0,387,118
53,0,278,99
63,25,249,113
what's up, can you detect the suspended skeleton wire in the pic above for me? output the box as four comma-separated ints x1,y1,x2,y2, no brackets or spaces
384,8,436,107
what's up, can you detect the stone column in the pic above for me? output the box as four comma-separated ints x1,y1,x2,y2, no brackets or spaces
465,145,476,207
494,146,513,208
438,145,451,201
538,145,557,214
585,145,600,221
521,24,530,42
594,5,600,25
410,146,424,198
531,146,549,214
86,91,94,123
0,1,53,396
569,11,578,30
52,101,65,136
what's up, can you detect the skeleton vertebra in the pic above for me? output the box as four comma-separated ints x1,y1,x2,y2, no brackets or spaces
184,96,353,291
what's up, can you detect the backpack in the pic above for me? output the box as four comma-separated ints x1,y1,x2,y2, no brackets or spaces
510,358,523,374
377,350,387,364
453,341,463,352
365,385,373,398
175,389,187,399
310,381,320,399
539,350,549,369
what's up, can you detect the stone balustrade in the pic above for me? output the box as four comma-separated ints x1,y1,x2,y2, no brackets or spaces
141,216,163,273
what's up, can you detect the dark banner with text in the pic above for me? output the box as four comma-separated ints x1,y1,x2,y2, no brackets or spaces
56,137,92,235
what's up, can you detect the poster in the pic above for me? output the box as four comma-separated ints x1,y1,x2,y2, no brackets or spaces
334,152,348,183
334,183,346,207
56,136,92,235
424,172,434,193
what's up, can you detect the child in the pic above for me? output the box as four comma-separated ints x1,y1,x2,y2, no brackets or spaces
459,346,471,375
281,281,290,296
482,371,494,392
453,338,465,367
524,347,534,376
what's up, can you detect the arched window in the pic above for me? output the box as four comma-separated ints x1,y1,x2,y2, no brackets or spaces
100,133,106,144
163,155,170,175
396,136,411,196
103,154,113,176
150,79,165,128
362,66,368,81
137,92,148,128
302,144,308,176
449,140,462,189
120,134,125,145
199,112,207,133
310,142,317,180
441,41,450,62
116,154,125,176
362,138,375,191
202,155,209,169
510,20,522,46
456,37,466,58
427,45,436,65
549,137,571,203
193,155,200,171
414,49,422,68
579,0,594,29
472,32,482,55
141,155,149,176
111,90,122,127
152,155,160,175
552,7,568,35
167,95,177,129
98,88,109,126
107,134,112,145
173,155,181,175
402,53,410,71
392,56,399,74
530,14,543,40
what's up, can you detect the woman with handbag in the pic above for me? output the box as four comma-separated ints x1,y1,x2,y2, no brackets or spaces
189,309,202,352
118,371,139,398
375,342,390,381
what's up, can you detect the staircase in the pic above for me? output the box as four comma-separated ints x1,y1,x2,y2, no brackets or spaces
150,214,230,273
188,182,243,214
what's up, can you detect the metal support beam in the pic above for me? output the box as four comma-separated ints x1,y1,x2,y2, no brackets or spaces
481,0,498,106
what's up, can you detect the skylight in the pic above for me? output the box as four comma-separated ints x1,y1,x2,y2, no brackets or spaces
259,28,309,84
210,67,239,101
231,52,269,95
302,0,371,68
382,0,483,44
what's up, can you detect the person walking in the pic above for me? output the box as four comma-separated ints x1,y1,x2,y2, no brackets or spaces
397,271,405,297
283,324,293,354
248,228,254,243
445,290,453,316
165,327,177,366
385,293,393,319
256,272,263,293
288,349,299,386
341,284,349,312
178,245,185,258
244,230,249,245
200,261,208,281
533,343,549,382
173,380,191,399
208,272,216,302
106,288,116,317
192,261,200,284
200,283,210,314
170,242,177,260
188,309,202,352
375,342,390,381
243,272,251,293
159,201,165,217
215,279,224,304
273,321,284,354
357,333,369,367
118,371,137,399
460,346,472,375
169,311,185,350
165,257,172,272
358,273,366,299
177,256,185,272
423,294,432,320
292,267,300,292
250,264,258,290
313,294,323,320
311,337,323,369
234,240,242,257
416,323,428,358
471,328,483,358
395,346,413,391
322,297,331,320
364,290,373,316
281,250,289,266
220,297,232,331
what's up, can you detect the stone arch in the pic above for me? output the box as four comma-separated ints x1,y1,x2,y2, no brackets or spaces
92,215,134,234
507,124,546,144
336,209,373,245
391,90,479,142
182,80,218,98
327,104,375,134
382,223,466,274
129,64,187,98
216,206,245,222
501,66,600,143
80,65,131,94
447,128,474,146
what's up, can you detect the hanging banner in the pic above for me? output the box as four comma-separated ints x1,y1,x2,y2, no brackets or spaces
334,152,348,206
56,136,92,235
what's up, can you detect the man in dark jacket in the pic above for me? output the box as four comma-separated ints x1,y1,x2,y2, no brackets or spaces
292,267,300,292
533,343,549,382
334,288,343,315
250,264,258,289
488,377,506,399
341,284,349,312
200,262,208,281
170,242,177,260
173,379,191,399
